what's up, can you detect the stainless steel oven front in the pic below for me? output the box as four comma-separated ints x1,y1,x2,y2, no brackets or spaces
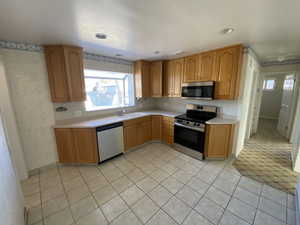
181,81,215,100
174,121,205,157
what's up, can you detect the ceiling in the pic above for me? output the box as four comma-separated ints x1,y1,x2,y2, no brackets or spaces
1,0,300,62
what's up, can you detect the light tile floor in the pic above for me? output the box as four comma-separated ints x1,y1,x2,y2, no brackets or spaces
22,143,296,225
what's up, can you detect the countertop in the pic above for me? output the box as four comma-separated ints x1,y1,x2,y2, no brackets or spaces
54,110,238,128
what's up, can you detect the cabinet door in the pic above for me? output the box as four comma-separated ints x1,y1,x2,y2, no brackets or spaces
198,51,216,81
150,61,163,97
152,115,162,140
164,60,174,96
183,55,199,82
205,124,232,158
137,121,152,145
134,60,150,98
72,128,98,163
124,125,137,151
173,58,184,97
55,128,76,163
214,46,242,99
44,47,70,102
64,46,86,101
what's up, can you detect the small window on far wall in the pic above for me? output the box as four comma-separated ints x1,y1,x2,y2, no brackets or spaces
263,79,276,91
84,69,135,111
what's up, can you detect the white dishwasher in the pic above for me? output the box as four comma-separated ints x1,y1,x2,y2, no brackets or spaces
96,122,124,162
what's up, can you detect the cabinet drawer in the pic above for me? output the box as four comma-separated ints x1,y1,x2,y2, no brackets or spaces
123,116,151,127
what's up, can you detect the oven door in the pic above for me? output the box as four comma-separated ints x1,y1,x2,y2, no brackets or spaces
181,82,214,100
174,123,205,153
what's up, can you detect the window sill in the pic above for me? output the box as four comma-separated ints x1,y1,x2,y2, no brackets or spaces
85,105,136,113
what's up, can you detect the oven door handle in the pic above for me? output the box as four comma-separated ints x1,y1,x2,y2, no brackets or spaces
174,122,205,132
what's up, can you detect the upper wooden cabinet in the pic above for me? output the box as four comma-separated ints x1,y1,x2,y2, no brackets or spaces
164,58,184,97
44,45,86,102
150,61,163,97
183,55,199,83
197,51,216,81
214,45,243,99
134,60,150,98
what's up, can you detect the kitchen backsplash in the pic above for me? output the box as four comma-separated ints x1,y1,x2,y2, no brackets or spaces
54,98,156,122
153,97,239,118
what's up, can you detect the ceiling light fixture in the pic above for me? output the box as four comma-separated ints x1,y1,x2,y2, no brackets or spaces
154,51,160,54
95,33,107,39
222,28,234,34
115,54,123,57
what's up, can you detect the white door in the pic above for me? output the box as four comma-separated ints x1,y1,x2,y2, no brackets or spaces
277,75,295,138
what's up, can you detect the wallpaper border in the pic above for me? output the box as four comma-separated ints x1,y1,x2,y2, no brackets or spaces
0,40,133,65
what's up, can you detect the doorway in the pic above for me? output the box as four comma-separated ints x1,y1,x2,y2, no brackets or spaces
234,72,300,193
250,73,297,145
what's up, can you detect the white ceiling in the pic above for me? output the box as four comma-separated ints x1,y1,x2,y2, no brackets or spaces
1,0,300,62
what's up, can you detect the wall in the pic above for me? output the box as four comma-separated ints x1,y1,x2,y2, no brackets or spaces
0,55,28,180
235,51,261,156
0,48,154,171
259,73,285,119
154,98,239,118
0,49,57,171
0,112,24,225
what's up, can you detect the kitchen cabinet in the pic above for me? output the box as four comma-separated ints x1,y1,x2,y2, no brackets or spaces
162,116,174,145
44,45,86,102
152,115,162,140
123,116,152,151
204,124,234,159
197,51,216,81
134,60,150,98
55,128,98,163
164,58,184,97
214,45,243,99
183,54,199,83
150,61,163,97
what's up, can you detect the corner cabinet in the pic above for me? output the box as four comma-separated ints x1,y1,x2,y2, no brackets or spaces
204,124,234,159
54,128,98,163
44,45,86,102
214,45,243,99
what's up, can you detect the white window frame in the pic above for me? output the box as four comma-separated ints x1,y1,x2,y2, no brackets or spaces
84,69,135,112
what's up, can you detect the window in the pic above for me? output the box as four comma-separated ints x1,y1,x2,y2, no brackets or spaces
263,79,276,91
84,69,135,111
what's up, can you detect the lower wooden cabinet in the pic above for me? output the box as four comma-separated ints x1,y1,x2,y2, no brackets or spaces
162,116,174,145
55,128,98,163
151,115,162,140
204,124,234,159
123,115,174,151
123,116,152,151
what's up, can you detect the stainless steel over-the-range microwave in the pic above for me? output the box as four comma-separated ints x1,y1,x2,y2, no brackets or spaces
181,81,215,100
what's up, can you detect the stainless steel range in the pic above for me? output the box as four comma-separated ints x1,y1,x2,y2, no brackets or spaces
174,104,217,160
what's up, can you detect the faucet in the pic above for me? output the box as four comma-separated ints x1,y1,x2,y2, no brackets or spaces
117,109,126,116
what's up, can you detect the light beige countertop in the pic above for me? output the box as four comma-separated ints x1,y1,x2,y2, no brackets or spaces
54,110,238,128
54,110,181,128
206,117,238,125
